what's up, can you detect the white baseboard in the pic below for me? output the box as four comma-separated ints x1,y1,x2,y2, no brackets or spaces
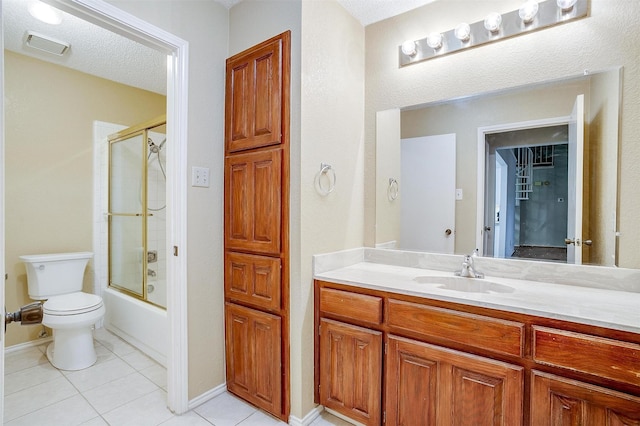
288,405,323,426
187,382,227,410
4,336,52,354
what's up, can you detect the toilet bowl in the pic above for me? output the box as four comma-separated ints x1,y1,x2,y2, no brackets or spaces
20,252,105,371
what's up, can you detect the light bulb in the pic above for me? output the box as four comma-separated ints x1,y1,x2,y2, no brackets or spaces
519,1,539,23
557,0,578,11
426,32,443,50
484,12,502,33
454,23,471,42
401,40,417,56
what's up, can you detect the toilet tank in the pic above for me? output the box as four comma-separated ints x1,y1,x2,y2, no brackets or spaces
20,252,93,300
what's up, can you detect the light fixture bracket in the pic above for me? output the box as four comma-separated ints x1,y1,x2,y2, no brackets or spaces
399,0,588,67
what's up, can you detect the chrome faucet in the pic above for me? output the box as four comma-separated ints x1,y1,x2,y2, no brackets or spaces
455,252,484,279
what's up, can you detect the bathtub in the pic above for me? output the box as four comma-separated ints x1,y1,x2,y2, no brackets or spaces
103,287,168,366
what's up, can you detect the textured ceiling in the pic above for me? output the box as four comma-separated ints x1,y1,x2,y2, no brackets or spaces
3,0,435,94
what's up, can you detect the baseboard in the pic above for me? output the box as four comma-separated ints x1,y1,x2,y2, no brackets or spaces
288,405,324,426
4,336,52,354
187,382,227,411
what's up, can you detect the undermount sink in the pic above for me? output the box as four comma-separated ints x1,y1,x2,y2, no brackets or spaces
413,275,514,294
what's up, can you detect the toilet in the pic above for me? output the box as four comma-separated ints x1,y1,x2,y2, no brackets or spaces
20,252,105,371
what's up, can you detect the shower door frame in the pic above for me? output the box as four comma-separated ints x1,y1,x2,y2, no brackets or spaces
28,0,189,415
108,116,167,307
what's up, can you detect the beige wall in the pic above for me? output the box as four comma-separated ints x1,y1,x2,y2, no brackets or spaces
105,0,229,399
365,0,640,269
300,0,365,417
4,51,166,347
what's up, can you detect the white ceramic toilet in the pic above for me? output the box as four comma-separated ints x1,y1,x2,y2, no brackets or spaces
20,252,105,371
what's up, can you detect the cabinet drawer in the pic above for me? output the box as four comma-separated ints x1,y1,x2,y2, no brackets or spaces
319,288,383,326
225,251,281,311
387,299,524,357
533,326,640,386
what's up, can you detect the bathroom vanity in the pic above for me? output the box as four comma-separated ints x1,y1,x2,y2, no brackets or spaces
313,249,640,425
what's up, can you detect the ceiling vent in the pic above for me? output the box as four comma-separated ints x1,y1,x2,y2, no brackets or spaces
25,31,70,56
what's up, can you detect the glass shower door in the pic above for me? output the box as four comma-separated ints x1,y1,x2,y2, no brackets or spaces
109,131,146,298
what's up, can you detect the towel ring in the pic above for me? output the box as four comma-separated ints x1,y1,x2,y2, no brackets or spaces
388,178,399,201
315,163,336,196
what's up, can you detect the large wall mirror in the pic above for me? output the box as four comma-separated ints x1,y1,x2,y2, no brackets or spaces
375,68,621,267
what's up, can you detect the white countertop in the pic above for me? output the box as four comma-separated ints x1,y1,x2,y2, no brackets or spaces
314,258,640,334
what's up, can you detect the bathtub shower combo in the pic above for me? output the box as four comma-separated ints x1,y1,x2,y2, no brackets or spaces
99,116,168,365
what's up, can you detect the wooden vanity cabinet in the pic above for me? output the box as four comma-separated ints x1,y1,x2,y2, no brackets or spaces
386,335,523,426
314,280,640,426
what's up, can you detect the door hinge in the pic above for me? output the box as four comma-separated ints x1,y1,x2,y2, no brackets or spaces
384,342,388,355
383,410,386,424
173,246,179,256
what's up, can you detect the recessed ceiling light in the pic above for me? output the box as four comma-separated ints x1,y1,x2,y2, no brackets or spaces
28,1,63,25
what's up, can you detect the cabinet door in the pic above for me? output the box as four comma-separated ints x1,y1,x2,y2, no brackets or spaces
225,251,281,311
225,34,285,153
225,303,282,416
319,318,382,426
225,149,282,254
531,370,640,425
386,335,523,426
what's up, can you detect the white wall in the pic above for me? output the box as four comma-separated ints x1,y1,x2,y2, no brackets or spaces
365,0,640,269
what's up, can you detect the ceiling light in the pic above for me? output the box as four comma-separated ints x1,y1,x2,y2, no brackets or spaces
426,33,443,50
519,1,539,23
28,1,63,25
401,40,417,57
484,12,502,33
557,0,578,11
454,23,471,42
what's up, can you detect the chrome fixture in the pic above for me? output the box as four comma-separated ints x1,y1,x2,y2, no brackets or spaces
399,0,588,67
455,253,485,279
147,268,157,277
5,302,43,331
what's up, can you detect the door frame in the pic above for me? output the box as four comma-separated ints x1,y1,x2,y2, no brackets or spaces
0,0,190,415
476,116,571,256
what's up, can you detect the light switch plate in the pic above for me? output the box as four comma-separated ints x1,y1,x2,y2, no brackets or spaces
455,188,463,200
192,166,210,187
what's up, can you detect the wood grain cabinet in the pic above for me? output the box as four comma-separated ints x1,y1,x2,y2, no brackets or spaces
224,31,290,421
318,318,382,426
385,335,523,426
225,303,282,415
314,280,640,426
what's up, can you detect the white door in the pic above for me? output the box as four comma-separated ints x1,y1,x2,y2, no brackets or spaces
567,95,585,264
400,134,456,253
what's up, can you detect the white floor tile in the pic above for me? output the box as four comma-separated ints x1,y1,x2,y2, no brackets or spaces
311,411,356,426
121,349,157,371
65,357,136,392
102,389,173,426
82,371,158,414
158,411,214,425
94,329,137,357
80,416,109,425
5,394,99,426
3,376,78,422
237,410,288,425
193,392,257,426
4,346,49,375
139,363,168,389
4,361,63,395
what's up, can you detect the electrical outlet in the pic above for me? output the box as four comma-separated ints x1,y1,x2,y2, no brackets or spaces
192,166,210,187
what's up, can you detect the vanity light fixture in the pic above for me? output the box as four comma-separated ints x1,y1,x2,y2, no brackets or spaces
519,0,540,24
399,0,588,67
557,0,578,11
454,23,471,42
426,32,443,50
401,40,417,57
484,12,502,33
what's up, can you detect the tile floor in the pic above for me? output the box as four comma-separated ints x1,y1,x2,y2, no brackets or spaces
4,328,351,426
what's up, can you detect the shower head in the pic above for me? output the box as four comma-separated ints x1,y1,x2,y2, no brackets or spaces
148,137,166,154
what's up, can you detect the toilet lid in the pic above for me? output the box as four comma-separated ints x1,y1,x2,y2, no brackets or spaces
44,292,103,315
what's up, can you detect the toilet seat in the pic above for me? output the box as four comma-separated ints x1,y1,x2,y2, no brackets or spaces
44,292,103,316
